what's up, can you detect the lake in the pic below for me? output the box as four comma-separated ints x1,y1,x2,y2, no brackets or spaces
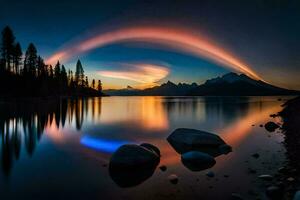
0,96,291,199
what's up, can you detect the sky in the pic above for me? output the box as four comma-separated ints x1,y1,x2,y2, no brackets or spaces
0,0,300,89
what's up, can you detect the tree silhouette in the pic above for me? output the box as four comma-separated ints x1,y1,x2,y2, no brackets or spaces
0,26,104,98
75,59,84,87
1,26,15,71
92,79,95,89
13,43,22,74
24,43,37,77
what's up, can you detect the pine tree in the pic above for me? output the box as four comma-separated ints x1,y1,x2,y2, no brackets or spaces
97,80,102,93
1,26,15,71
24,43,37,77
92,79,95,89
85,76,89,88
13,43,22,74
54,61,61,79
75,59,84,87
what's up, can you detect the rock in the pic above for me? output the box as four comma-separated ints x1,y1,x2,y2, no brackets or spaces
110,144,160,169
140,143,161,157
181,151,216,171
265,122,280,132
278,167,286,173
168,174,178,184
219,144,232,154
167,128,231,156
206,171,215,177
231,193,243,199
287,177,295,182
258,174,273,181
266,186,283,199
252,153,260,159
278,98,282,101
270,114,277,118
247,168,257,174
109,144,160,187
259,124,263,127
293,191,300,200
159,165,167,172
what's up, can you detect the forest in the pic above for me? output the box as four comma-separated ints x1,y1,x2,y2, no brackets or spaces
0,26,103,98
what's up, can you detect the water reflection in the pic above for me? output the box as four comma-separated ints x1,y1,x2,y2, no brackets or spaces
0,96,286,180
0,98,102,175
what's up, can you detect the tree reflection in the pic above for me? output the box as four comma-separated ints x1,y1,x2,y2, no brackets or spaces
0,97,102,175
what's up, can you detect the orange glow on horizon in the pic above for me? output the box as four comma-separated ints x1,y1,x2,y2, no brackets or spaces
98,63,170,88
46,26,262,81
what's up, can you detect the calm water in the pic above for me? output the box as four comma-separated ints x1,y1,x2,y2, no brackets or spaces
0,96,291,199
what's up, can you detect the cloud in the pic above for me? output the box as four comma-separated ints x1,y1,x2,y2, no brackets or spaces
46,26,262,80
97,63,170,87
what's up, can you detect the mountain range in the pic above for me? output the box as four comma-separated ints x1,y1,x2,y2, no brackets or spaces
104,72,299,96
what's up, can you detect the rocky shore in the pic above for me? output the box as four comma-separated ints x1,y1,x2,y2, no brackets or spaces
276,96,300,199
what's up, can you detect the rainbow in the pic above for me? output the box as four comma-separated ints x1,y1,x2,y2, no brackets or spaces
46,26,262,80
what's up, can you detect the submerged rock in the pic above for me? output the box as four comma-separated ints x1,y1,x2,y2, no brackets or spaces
206,171,215,177
251,153,260,159
265,121,280,132
109,144,160,187
168,174,178,184
159,165,167,172
167,128,231,156
181,151,216,171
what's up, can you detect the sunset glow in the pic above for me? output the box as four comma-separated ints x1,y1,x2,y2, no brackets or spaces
46,26,262,81
98,63,170,88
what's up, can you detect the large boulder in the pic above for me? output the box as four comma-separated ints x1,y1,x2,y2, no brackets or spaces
181,151,216,171
109,144,160,187
167,128,231,156
109,144,160,169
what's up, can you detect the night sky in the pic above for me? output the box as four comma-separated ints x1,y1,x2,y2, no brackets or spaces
1,0,300,89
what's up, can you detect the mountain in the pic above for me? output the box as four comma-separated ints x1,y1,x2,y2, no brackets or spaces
103,73,299,96
188,72,298,96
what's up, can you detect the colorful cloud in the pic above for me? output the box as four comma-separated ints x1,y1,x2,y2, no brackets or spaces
46,26,262,80
98,63,170,87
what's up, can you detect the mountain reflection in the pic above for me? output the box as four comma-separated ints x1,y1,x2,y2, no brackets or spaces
0,98,102,175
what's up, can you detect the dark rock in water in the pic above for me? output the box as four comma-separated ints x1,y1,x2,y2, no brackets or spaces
206,171,215,177
109,144,160,187
219,144,232,154
168,174,178,184
293,191,300,200
258,174,273,181
259,124,263,127
266,186,283,199
140,143,161,157
265,121,280,132
247,168,257,174
231,193,243,199
287,177,295,182
251,153,260,159
159,165,167,172
181,151,216,171
167,128,231,157
278,98,282,101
